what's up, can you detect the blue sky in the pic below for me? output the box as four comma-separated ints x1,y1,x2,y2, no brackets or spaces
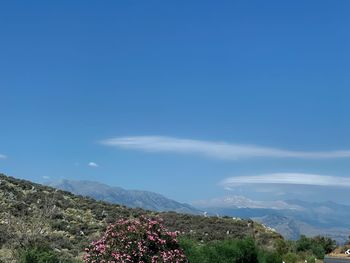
1,1,350,204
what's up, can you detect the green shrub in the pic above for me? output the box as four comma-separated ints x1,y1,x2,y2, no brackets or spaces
19,247,60,263
311,244,325,259
258,250,282,263
179,237,258,263
17,246,80,263
275,239,289,255
313,235,336,254
283,252,298,263
305,255,316,263
295,235,332,259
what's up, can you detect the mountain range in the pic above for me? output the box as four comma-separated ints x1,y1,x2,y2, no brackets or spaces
194,196,350,243
48,179,350,243
49,179,201,214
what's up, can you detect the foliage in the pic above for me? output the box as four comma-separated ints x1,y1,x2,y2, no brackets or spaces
283,252,298,263
312,235,337,254
305,255,316,263
270,235,337,261
17,246,79,263
18,246,60,263
257,250,282,263
84,216,187,263
274,239,289,255
295,235,336,259
179,237,259,263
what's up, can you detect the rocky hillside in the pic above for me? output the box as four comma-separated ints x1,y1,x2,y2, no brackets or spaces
49,179,200,214
0,173,282,261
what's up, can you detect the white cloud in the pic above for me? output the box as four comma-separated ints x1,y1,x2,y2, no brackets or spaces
42,176,50,180
221,173,350,188
0,154,7,159
88,162,99,168
100,136,350,160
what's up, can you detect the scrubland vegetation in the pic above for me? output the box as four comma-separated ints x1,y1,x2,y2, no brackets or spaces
0,173,337,262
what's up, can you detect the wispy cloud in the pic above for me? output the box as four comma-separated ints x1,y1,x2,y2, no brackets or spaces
100,136,350,160
221,173,350,188
0,154,7,159
88,162,99,168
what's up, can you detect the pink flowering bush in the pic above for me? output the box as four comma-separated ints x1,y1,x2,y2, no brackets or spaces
84,216,188,263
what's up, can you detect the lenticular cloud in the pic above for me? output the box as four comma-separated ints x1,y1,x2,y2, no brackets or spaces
221,173,350,188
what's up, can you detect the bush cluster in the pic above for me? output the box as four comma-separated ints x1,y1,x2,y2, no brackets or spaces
16,246,80,263
295,235,336,259
272,235,336,262
179,237,260,263
84,216,187,263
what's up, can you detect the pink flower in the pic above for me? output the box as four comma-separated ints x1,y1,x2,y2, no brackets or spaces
83,216,187,263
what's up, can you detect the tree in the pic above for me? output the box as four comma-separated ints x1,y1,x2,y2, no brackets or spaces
296,235,312,252
84,216,188,263
313,235,336,254
295,235,335,260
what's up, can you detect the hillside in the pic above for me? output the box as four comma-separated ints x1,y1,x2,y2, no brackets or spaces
0,173,282,261
49,179,200,214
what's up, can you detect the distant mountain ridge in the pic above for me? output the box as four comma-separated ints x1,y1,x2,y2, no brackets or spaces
49,179,201,215
194,195,350,243
48,180,350,243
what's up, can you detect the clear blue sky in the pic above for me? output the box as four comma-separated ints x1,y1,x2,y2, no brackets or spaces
1,1,350,204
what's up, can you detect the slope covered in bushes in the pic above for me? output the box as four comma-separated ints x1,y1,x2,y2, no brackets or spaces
0,173,282,261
